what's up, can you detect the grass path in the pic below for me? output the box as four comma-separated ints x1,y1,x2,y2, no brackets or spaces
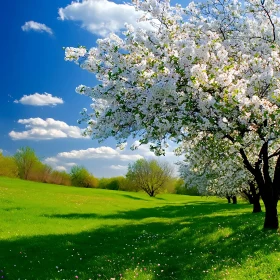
0,177,280,279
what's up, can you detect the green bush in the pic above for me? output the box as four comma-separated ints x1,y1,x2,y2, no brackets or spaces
0,153,18,178
70,166,98,188
175,179,200,196
97,176,132,191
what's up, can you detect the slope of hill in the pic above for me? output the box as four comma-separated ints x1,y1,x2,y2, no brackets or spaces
0,177,279,279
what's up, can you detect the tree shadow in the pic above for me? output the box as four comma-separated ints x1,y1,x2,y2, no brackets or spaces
154,197,166,200
44,201,250,221
2,207,23,212
44,213,101,219
1,202,279,279
119,194,149,201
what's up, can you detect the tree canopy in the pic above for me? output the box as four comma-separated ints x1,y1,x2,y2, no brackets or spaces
66,0,280,228
126,158,173,197
70,165,98,188
14,147,40,180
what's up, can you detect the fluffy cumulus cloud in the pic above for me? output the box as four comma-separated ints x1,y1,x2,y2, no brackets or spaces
110,164,127,170
58,146,118,159
58,0,152,37
43,141,183,177
57,146,143,161
9,118,88,140
14,93,64,106
21,21,53,35
44,157,59,164
55,166,67,172
65,162,77,167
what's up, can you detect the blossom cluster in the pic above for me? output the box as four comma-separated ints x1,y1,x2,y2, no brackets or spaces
66,0,280,194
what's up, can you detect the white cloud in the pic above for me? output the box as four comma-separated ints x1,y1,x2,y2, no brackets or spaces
119,154,143,161
21,21,53,35
40,140,183,178
44,157,59,164
58,0,153,37
0,149,3,154
65,162,77,167
58,146,121,159
110,164,127,170
9,118,87,140
55,166,67,172
14,93,63,106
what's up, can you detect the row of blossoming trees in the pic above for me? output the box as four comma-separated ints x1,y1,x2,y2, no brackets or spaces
65,0,280,229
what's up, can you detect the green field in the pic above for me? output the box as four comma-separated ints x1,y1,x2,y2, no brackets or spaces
0,177,280,279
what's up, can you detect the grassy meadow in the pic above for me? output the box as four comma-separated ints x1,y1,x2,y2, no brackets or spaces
1,177,280,279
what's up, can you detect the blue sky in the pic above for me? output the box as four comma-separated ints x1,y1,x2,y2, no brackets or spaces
0,0,183,178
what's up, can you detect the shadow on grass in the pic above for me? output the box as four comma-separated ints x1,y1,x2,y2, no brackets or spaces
45,201,249,221
1,202,279,280
119,194,150,201
2,207,23,212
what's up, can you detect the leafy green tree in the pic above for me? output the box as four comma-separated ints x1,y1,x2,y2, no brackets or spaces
97,176,133,191
174,178,200,196
0,153,18,178
126,159,173,197
70,165,98,188
14,147,40,180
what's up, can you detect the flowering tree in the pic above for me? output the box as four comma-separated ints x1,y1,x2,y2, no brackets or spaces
178,134,262,212
66,0,280,228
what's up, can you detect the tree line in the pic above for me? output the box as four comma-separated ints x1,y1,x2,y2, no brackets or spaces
0,147,197,195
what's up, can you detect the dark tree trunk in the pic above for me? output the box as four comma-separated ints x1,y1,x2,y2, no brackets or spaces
239,143,279,229
232,196,237,204
249,181,262,213
261,143,278,229
248,195,254,204
226,196,231,203
149,190,155,197
253,198,262,213
263,199,278,229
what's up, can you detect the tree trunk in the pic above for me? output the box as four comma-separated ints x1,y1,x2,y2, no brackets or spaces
248,195,254,204
252,198,261,213
232,196,237,204
263,200,278,229
149,190,155,197
226,196,231,203
239,144,279,229
249,181,262,213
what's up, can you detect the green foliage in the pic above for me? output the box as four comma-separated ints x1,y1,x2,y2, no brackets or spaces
174,178,200,196
126,158,173,197
1,177,280,279
97,176,133,191
28,161,52,183
48,170,72,186
0,153,18,178
70,165,98,188
13,147,40,180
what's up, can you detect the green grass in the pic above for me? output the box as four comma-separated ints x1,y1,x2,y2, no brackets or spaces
0,177,280,280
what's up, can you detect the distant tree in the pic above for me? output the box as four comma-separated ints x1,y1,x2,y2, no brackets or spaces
174,178,200,196
98,177,120,190
28,162,53,183
126,159,173,197
14,147,39,180
97,176,133,191
241,181,262,213
0,153,18,178
70,165,98,188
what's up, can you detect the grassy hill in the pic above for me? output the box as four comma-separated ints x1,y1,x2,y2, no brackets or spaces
0,177,280,279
